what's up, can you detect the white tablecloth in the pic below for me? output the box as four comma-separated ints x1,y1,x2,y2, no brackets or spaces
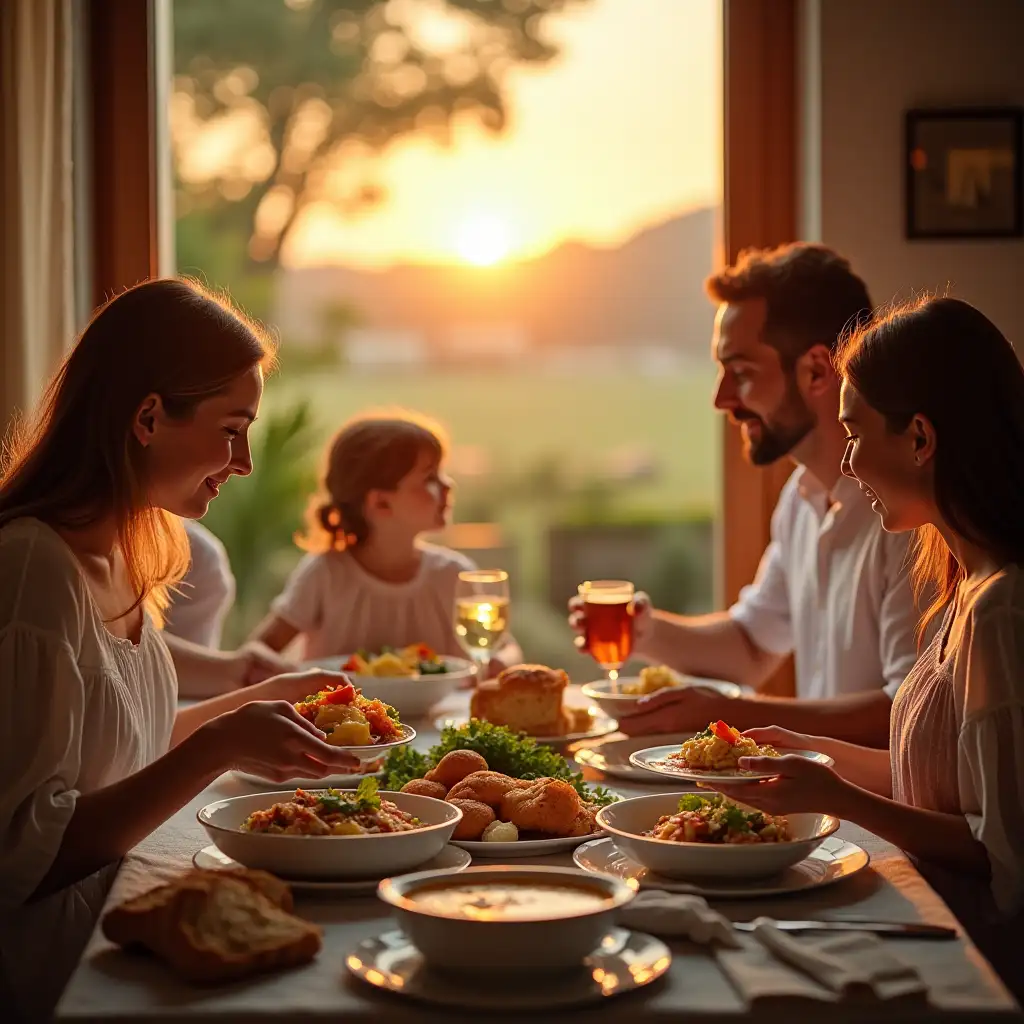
57,690,1020,1022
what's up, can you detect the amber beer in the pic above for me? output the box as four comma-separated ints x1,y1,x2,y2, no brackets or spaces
579,580,635,676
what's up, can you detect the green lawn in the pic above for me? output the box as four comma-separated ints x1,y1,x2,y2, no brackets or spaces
264,365,721,518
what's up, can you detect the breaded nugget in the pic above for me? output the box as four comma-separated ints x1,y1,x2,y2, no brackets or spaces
400,778,448,799
448,799,496,840
446,770,521,807
425,749,489,788
500,778,582,836
565,804,598,837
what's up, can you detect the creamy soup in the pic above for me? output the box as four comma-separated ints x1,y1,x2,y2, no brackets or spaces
407,882,611,921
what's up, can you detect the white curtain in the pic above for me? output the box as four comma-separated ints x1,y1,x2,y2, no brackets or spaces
0,0,75,437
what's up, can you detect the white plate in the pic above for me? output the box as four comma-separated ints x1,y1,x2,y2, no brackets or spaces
629,740,834,784
573,733,703,783
232,767,385,790
346,928,670,1010
573,835,869,898
451,831,605,858
197,788,460,880
193,842,471,894
434,709,618,745
313,723,417,766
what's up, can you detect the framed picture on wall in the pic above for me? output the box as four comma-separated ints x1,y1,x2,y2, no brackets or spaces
905,107,1023,240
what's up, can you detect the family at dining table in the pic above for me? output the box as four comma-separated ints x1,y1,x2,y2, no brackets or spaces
1,240,1022,1017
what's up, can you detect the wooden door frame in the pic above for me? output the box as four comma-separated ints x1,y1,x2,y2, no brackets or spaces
720,0,799,694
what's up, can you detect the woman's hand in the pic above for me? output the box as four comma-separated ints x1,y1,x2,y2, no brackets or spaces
198,700,360,783
741,725,817,752
247,667,355,705
568,590,655,649
715,754,851,816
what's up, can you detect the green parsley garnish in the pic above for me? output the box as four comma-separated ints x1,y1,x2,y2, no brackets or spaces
317,777,381,817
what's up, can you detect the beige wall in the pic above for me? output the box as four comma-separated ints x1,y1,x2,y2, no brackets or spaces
800,0,1024,347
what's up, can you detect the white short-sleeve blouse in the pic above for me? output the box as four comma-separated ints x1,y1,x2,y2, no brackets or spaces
0,518,177,1017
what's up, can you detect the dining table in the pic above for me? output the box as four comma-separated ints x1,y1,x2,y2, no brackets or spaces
57,685,1022,1022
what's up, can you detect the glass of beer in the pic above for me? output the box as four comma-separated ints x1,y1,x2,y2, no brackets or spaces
454,570,510,682
577,579,634,682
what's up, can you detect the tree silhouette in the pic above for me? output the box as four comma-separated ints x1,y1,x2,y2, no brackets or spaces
172,0,590,278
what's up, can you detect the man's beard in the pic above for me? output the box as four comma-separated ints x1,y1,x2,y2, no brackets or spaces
736,389,816,466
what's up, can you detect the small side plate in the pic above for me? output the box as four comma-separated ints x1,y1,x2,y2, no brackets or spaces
629,741,834,784
346,928,671,1010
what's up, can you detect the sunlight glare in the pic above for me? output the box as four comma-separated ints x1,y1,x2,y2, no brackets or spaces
455,213,512,266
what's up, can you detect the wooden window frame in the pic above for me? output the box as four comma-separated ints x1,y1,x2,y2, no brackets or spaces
85,0,158,309
720,0,799,695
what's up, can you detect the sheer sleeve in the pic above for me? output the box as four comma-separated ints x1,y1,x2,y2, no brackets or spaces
0,525,91,908
956,604,1024,915
269,553,326,633
0,627,87,907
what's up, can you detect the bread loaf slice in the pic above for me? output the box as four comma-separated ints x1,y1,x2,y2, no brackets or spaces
102,869,321,983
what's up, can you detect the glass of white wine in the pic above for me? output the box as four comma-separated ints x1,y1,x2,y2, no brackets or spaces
454,569,510,683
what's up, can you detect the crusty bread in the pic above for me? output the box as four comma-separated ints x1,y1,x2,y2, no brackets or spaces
102,869,321,984
470,663,569,736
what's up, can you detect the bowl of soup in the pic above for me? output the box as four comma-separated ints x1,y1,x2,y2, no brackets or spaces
378,865,635,970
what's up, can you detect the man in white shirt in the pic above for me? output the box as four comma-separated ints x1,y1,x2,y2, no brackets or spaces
572,243,920,746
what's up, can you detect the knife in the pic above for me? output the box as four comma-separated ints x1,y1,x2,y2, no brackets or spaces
732,920,956,939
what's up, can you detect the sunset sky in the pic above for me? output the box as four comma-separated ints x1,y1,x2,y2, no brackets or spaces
175,0,722,269
289,0,721,268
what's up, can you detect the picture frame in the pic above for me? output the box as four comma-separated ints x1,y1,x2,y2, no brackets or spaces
905,107,1023,240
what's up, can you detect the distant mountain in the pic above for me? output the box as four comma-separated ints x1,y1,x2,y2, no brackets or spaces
272,206,718,358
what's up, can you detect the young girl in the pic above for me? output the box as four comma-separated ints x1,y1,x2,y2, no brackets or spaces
0,280,357,1017
715,297,1024,995
251,413,520,671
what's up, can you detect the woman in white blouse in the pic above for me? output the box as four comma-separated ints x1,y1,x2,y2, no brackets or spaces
0,280,358,1017
717,296,1024,994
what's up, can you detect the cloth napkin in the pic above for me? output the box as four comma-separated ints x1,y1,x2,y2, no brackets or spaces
619,891,928,1006
618,890,740,946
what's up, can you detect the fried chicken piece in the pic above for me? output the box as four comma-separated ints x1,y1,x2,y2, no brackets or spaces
446,770,523,807
400,779,448,799
425,750,489,788
499,778,582,836
565,804,599,837
448,799,496,840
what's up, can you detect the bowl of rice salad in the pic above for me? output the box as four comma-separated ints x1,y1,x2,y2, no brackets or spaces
596,791,839,880
198,779,463,880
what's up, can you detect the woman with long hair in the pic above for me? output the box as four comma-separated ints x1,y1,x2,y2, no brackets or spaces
0,279,357,1016
716,296,1024,992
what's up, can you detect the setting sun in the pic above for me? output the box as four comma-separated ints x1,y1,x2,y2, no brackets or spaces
455,214,512,266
